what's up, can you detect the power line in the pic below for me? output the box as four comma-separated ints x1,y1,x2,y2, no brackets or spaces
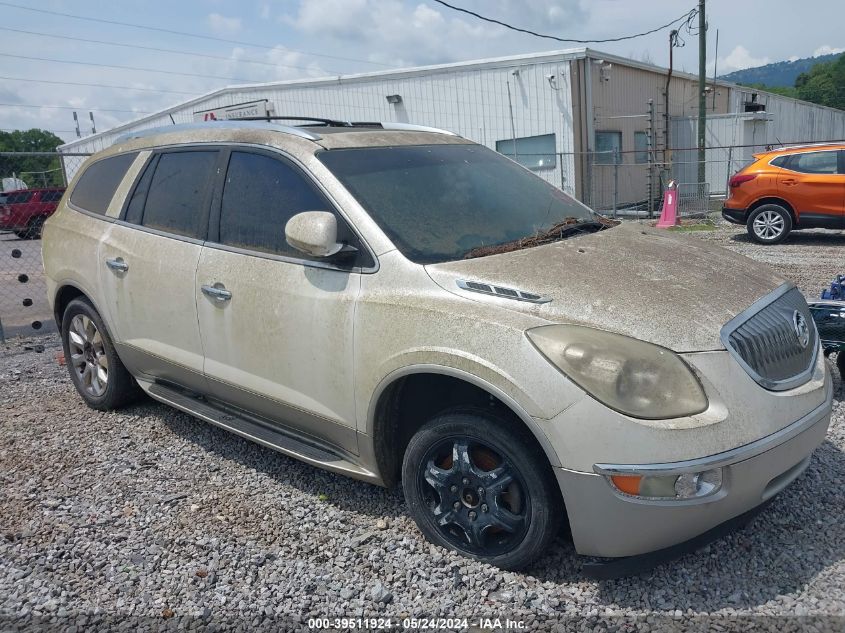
0,27,342,75
0,52,262,83
0,1,393,68
0,103,152,114
431,0,697,44
0,75,198,96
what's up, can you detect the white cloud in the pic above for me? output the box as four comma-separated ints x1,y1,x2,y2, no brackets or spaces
206,13,242,33
718,45,770,73
813,45,845,57
281,0,584,67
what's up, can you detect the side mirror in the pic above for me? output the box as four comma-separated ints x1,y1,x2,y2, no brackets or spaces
285,211,344,258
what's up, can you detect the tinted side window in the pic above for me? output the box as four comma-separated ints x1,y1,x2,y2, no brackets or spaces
218,151,351,259
70,153,138,214
770,155,790,168
142,151,217,239
123,155,157,225
791,151,838,174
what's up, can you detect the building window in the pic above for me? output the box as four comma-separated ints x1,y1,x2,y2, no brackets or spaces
634,131,650,164
595,131,622,165
495,133,556,171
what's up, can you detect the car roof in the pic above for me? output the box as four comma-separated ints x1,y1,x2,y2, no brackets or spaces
111,120,470,151
1,187,65,194
765,142,845,155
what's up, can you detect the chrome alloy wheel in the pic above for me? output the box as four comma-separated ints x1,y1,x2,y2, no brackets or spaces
752,209,785,240
68,314,109,397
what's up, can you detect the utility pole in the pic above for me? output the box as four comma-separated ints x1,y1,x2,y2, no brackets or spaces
697,0,707,188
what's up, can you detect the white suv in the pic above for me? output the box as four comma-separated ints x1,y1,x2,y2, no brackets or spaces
43,119,832,575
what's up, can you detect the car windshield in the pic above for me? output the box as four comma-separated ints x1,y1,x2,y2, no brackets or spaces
317,144,598,264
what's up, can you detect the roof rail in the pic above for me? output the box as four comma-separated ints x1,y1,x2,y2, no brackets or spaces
773,141,843,152
239,116,457,135
112,120,322,145
238,115,355,126
380,122,457,136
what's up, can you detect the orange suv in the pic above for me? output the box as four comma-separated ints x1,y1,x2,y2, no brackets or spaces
722,143,845,244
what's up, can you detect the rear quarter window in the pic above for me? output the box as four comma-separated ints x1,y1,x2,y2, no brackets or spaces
70,153,138,215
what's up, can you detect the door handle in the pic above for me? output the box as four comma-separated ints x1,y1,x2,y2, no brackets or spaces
105,257,128,273
201,284,232,302
781,179,798,186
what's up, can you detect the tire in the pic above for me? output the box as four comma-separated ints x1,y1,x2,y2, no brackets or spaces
747,204,792,244
837,351,845,380
402,408,562,570
61,297,141,410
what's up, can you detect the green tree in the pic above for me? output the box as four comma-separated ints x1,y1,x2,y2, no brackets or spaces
794,54,845,110
738,82,798,99
0,128,66,188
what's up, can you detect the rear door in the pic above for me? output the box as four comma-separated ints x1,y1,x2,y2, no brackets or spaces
778,150,845,221
99,148,220,393
195,148,367,454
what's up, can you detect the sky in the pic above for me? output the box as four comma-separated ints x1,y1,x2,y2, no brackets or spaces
0,0,843,143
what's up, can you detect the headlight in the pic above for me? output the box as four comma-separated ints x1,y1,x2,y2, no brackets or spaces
526,324,708,419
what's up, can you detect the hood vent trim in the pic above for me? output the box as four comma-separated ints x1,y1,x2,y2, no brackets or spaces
456,279,551,304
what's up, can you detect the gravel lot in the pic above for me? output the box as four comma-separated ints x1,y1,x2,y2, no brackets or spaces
2,221,845,631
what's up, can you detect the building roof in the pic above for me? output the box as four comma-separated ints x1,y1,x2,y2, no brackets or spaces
58,47,842,152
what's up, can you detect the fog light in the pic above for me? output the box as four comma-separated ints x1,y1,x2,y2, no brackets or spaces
610,474,642,495
604,468,722,500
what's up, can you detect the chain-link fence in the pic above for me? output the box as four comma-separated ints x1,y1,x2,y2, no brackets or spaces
0,141,832,340
0,152,90,341
530,139,821,220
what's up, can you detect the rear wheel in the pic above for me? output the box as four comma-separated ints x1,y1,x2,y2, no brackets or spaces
747,204,791,244
402,409,561,570
61,298,141,410
837,351,845,379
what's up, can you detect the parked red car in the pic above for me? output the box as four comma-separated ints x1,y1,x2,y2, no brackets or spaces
0,187,66,239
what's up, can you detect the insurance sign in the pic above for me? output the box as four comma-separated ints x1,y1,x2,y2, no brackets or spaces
193,99,273,122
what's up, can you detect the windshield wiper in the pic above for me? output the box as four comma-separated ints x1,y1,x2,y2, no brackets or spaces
463,216,618,259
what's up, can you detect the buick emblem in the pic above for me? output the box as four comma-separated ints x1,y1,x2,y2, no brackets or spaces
793,310,810,349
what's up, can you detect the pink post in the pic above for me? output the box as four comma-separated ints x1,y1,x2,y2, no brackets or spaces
656,180,679,228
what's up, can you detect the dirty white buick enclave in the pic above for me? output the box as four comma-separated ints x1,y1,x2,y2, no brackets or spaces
43,119,832,576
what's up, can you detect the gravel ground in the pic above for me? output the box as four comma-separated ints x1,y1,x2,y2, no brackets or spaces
2,221,845,632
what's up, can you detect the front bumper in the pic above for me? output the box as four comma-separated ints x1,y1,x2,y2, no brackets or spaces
556,393,832,558
721,206,747,224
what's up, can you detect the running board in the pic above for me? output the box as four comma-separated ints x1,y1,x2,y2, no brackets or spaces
145,382,379,483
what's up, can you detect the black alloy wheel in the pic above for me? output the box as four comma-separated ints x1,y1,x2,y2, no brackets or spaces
402,409,561,570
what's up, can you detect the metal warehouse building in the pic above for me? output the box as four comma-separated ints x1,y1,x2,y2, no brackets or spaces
60,47,845,212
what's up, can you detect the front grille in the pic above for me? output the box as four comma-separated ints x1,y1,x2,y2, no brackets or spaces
721,284,818,391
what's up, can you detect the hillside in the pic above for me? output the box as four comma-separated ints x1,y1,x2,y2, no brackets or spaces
720,52,840,87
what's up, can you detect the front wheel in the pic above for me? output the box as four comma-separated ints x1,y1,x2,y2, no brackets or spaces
747,204,792,244
61,298,141,410
402,409,562,570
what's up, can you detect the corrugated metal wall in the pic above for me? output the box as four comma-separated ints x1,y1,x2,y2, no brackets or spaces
671,88,845,195
61,60,578,194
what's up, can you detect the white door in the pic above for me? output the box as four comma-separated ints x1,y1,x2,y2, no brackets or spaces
195,149,369,454
100,149,220,393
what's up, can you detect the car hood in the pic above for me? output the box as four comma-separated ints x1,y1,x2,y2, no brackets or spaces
425,223,786,352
